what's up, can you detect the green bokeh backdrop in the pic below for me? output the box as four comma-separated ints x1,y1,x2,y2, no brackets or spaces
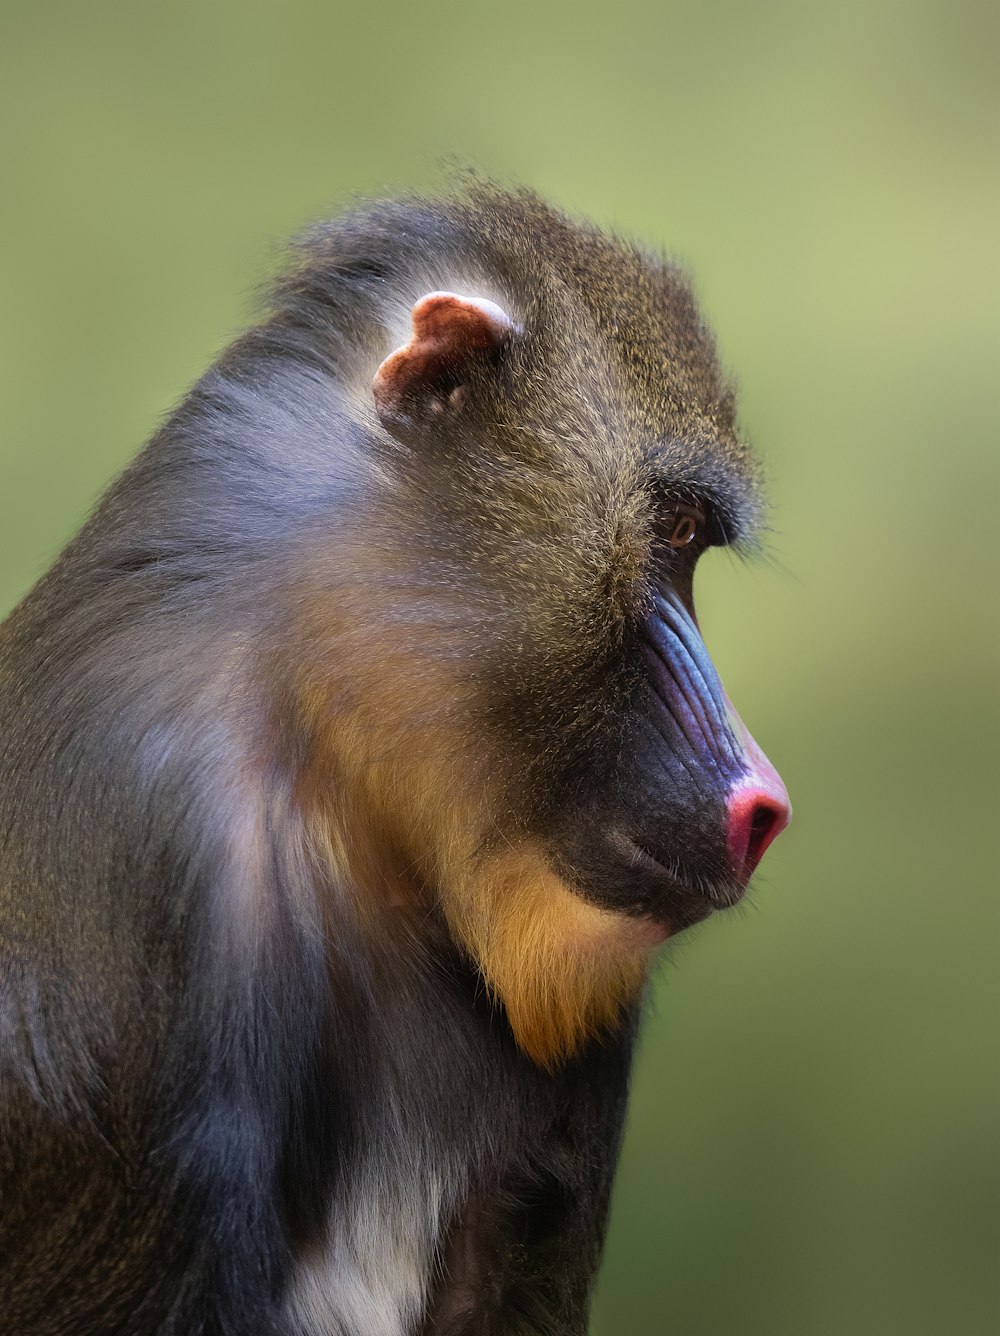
1,2,997,1332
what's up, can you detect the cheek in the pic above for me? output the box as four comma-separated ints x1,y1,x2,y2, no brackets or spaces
288,612,493,918
643,593,746,794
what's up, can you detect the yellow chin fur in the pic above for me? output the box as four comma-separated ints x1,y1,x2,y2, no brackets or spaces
447,846,657,1068
296,709,657,1068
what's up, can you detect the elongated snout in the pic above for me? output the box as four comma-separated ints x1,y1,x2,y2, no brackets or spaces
552,591,792,928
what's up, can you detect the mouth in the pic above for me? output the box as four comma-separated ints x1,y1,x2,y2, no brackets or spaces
615,834,747,915
549,822,743,935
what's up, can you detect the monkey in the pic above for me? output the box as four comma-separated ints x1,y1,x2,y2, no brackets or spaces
0,181,790,1336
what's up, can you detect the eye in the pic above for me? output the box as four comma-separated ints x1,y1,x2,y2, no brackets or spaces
655,499,707,552
667,508,700,548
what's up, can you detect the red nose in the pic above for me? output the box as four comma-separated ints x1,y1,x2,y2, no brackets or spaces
727,782,791,881
720,692,791,883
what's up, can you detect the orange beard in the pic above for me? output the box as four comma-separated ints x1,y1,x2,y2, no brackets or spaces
299,718,658,1067
446,844,659,1067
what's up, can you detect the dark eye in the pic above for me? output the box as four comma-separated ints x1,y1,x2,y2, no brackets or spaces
667,508,700,548
656,500,707,552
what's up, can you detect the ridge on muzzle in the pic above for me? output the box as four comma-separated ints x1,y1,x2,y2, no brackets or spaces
553,589,790,931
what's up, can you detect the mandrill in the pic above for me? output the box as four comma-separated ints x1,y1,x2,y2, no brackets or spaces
0,182,790,1335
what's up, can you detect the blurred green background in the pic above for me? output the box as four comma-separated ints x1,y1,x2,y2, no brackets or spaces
1,2,997,1332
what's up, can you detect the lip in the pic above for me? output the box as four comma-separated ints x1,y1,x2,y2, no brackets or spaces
617,834,746,913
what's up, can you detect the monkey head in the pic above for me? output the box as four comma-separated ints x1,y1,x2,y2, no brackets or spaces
283,190,790,1066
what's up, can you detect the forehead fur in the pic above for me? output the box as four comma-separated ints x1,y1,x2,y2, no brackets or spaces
272,181,761,533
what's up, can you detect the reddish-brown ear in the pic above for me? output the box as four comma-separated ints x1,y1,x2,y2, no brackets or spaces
373,291,517,435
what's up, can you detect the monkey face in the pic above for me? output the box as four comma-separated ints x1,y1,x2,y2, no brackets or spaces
371,289,789,933
301,260,790,1065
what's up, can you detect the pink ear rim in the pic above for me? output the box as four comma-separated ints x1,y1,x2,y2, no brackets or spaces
373,291,517,430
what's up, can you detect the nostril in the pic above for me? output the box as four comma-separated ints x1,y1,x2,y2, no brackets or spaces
727,788,791,881
747,803,781,869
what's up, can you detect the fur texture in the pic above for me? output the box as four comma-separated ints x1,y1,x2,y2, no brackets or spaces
0,182,771,1333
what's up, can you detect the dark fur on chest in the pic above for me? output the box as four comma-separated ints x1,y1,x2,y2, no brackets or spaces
0,861,634,1333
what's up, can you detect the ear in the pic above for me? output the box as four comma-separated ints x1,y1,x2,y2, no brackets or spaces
373,291,517,436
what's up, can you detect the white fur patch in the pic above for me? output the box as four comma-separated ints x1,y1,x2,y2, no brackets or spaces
285,1155,456,1336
